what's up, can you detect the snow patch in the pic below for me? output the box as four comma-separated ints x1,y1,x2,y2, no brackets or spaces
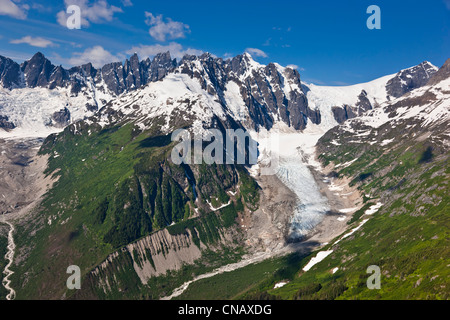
365,202,383,215
339,207,358,214
380,138,395,146
302,250,334,272
206,200,232,212
274,281,288,289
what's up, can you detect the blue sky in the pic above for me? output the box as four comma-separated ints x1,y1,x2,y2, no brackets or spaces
0,0,449,85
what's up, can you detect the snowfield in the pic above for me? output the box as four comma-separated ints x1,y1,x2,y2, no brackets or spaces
0,85,111,139
304,73,395,121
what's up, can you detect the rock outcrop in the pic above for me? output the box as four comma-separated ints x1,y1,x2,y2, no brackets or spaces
386,61,438,98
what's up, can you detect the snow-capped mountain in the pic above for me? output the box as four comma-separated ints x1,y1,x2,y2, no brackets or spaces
57,54,440,240
345,59,449,134
305,61,438,126
0,52,438,139
318,58,450,165
0,51,176,94
386,61,438,98
1,50,448,300
0,51,177,138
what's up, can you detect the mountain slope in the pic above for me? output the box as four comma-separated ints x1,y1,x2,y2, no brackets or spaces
305,61,438,126
225,59,449,300
0,51,445,300
9,114,262,298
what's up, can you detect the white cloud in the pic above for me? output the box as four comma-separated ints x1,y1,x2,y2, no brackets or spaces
121,0,132,6
245,48,268,58
126,43,203,60
0,0,27,19
68,45,123,68
57,0,123,28
286,64,305,71
145,12,190,42
10,36,56,48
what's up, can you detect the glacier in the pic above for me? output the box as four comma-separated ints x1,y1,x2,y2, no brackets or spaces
250,123,333,239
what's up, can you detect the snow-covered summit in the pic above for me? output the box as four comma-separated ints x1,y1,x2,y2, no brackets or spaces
0,51,441,139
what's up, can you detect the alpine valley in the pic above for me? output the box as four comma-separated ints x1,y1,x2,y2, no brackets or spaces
0,51,448,300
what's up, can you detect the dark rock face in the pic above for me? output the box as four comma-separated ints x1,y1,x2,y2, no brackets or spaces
85,103,98,112
355,90,373,115
124,53,141,89
0,115,15,130
334,90,374,124
332,105,357,124
0,56,21,88
51,107,71,128
0,52,179,98
148,51,177,82
427,58,450,86
331,90,373,124
100,62,125,95
97,51,177,95
1,52,93,94
176,53,319,131
236,57,319,131
66,63,96,95
22,52,55,88
386,61,438,98
49,66,69,90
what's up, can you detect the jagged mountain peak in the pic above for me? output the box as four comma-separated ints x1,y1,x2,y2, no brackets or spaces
87,50,318,134
0,55,21,89
25,51,48,63
415,60,436,69
21,51,56,88
229,53,263,78
343,60,450,134
0,51,446,139
34,51,45,58
21,51,52,70
386,60,438,98
129,52,139,60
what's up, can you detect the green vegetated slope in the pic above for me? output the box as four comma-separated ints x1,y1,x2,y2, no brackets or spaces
177,252,310,300
0,223,8,300
277,116,448,299
179,111,449,300
298,119,448,300
11,118,259,299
